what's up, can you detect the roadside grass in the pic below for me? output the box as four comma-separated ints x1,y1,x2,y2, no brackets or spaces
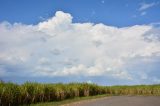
1,81,160,106
29,94,109,106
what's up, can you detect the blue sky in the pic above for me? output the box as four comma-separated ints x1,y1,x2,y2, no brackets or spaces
0,0,160,27
0,0,160,85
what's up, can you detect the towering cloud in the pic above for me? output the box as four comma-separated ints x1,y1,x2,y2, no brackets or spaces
0,11,160,85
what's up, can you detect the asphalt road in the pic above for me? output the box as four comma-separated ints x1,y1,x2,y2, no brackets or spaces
64,96,160,106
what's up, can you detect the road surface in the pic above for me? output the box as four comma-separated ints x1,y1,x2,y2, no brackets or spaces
63,96,160,106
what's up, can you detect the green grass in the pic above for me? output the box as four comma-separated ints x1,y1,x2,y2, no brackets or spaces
29,94,109,106
0,81,160,106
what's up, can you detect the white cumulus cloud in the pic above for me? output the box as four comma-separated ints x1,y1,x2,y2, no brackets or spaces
0,11,160,84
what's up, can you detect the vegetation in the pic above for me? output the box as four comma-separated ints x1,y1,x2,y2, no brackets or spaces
0,81,160,106
30,94,108,106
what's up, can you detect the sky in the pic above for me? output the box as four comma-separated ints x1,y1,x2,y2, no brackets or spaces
0,0,160,85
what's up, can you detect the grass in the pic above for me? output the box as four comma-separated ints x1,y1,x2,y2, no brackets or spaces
0,81,160,106
29,94,109,106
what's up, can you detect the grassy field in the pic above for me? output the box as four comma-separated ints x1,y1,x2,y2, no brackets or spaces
0,81,160,106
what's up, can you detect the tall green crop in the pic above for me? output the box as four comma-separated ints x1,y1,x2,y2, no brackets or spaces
0,81,160,106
